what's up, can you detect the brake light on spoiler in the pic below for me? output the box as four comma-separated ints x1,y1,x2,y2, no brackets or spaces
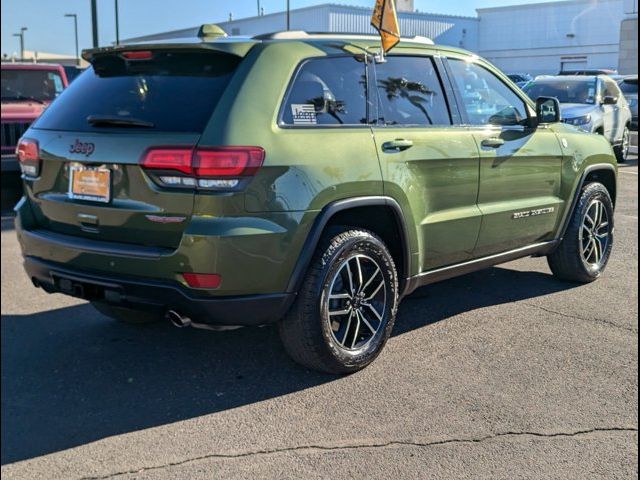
141,146,265,192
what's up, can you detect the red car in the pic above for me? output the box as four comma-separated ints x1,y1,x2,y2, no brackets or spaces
1,63,69,174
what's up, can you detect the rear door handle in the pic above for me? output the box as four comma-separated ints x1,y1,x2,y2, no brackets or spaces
382,139,414,152
481,138,505,148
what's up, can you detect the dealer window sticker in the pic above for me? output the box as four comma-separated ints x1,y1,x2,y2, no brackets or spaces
291,104,317,125
49,72,64,93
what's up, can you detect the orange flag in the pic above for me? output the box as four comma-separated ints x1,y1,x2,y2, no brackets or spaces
371,0,401,53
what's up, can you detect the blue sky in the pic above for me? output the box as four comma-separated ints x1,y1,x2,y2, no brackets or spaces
2,0,561,57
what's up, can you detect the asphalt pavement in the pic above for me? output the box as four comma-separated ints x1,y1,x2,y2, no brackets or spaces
1,154,637,479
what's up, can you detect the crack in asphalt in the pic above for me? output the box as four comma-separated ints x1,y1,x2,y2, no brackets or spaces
82,427,638,479
522,302,638,334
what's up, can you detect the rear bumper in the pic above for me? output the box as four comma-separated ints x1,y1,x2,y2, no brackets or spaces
24,255,295,326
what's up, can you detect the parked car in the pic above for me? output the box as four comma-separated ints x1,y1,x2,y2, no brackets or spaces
616,75,638,130
1,63,68,174
523,75,632,162
16,28,619,374
507,73,533,88
559,69,618,76
63,65,86,83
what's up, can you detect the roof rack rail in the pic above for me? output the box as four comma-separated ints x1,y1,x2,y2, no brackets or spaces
253,31,433,45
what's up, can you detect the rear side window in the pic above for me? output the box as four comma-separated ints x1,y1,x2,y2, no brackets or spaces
449,59,529,127
34,51,240,133
281,56,367,126
374,56,451,126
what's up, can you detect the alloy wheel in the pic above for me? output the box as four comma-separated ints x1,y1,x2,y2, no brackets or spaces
579,199,611,268
324,254,387,351
622,127,630,159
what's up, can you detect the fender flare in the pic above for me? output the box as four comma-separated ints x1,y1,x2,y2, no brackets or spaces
286,196,413,294
555,163,617,244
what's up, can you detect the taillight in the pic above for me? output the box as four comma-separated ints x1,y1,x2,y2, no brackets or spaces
141,146,265,191
16,138,41,177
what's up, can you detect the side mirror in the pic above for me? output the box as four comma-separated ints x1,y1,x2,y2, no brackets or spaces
536,96,562,124
603,95,618,105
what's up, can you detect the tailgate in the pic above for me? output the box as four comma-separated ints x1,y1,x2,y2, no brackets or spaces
27,130,198,249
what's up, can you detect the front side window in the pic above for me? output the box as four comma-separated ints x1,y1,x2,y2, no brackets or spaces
374,56,451,126
449,59,529,127
602,79,621,99
281,56,367,126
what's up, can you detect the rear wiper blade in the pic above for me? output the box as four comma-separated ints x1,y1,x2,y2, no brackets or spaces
87,115,155,128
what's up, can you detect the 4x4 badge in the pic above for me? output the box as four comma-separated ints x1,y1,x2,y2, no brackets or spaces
69,139,95,157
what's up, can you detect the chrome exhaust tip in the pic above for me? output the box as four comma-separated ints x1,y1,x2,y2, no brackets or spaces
166,310,191,328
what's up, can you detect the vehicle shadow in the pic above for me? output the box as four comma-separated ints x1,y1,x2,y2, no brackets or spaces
1,266,581,465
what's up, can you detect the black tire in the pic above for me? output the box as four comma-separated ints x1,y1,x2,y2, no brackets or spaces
614,125,631,163
279,228,399,374
547,182,614,283
92,302,163,325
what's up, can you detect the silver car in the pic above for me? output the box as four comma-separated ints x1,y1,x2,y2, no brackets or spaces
523,75,632,162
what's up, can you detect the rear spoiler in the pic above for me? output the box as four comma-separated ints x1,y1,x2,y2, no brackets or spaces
82,41,258,63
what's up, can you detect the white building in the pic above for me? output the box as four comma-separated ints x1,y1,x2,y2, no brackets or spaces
122,4,480,51
619,0,638,73
477,0,635,75
122,0,637,75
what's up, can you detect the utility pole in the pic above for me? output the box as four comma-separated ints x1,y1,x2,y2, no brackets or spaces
12,27,27,61
65,14,79,66
257,0,261,16
114,0,120,45
91,0,99,47
286,0,290,30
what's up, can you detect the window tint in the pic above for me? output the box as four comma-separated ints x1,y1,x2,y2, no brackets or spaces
449,59,529,126
374,56,451,126
35,51,240,133
282,56,367,126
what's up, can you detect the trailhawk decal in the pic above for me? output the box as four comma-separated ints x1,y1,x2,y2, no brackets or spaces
145,215,186,224
512,207,555,219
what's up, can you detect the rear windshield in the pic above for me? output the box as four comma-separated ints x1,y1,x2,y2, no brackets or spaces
1,69,65,102
34,50,240,133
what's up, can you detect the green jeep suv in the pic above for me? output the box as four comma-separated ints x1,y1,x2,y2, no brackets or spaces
15,30,618,374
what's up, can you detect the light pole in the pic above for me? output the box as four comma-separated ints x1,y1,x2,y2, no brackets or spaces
286,0,290,30
12,27,27,61
91,0,99,47
114,0,120,45
64,14,79,66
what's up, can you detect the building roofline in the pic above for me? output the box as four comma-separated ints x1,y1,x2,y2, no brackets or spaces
122,2,478,44
476,0,620,14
